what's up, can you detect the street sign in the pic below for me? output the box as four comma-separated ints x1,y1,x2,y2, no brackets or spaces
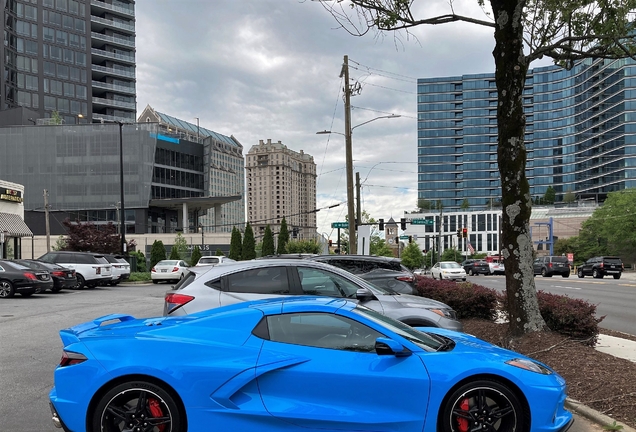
331,222,348,229
411,219,434,225
399,235,409,240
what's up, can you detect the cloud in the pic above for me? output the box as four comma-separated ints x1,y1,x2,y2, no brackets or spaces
136,0,499,238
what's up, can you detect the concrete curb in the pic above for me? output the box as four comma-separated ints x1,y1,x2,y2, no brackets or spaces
566,398,636,432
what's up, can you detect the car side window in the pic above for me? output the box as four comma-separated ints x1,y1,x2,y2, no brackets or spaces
0,265,4,272
297,267,358,298
265,312,383,352
226,267,289,294
40,253,57,263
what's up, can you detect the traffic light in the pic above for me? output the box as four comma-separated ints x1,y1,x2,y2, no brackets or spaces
378,218,384,231
395,236,399,245
400,218,407,230
328,239,333,247
408,235,413,243
457,229,461,239
462,227,468,238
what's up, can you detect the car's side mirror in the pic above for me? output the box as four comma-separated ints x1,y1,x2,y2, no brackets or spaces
375,337,411,357
355,288,375,302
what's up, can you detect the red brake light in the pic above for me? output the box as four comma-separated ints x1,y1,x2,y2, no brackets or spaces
23,272,37,280
396,275,414,282
172,267,179,272
600,262,604,268
164,293,195,313
51,271,65,277
151,267,156,272
59,351,87,367
548,263,552,268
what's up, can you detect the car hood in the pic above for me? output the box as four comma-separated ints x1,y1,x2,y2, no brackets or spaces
382,292,452,309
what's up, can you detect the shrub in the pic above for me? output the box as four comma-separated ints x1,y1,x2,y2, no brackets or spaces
414,277,498,320
128,272,151,282
129,251,147,272
536,291,604,345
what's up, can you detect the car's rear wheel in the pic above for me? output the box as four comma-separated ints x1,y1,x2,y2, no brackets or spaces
593,269,602,278
92,381,183,432
441,379,526,432
562,273,570,278
51,285,62,293
468,269,474,276
74,274,85,289
152,280,159,284
0,280,15,298
541,268,552,277
613,274,621,280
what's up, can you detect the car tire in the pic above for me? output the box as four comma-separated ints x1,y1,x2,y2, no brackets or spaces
51,286,62,293
0,280,16,298
613,274,621,280
152,280,159,284
468,269,474,276
578,269,584,278
562,273,570,278
74,274,85,289
92,380,184,432
440,379,527,432
593,269,602,279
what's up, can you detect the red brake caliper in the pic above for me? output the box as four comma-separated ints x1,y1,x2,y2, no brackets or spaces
457,398,470,432
148,398,166,432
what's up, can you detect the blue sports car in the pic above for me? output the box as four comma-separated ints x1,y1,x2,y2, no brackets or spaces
49,297,573,432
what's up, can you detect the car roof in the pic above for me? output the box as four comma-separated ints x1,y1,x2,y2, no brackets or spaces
311,254,400,262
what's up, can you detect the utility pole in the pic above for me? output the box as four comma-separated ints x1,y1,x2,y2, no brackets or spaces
44,189,51,252
437,204,443,263
341,55,356,255
355,172,361,230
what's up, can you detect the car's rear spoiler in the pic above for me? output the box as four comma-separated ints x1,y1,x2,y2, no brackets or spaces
59,314,136,346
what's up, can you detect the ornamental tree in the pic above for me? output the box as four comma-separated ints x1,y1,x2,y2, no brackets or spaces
317,0,636,336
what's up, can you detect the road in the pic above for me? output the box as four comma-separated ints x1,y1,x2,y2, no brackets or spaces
463,274,636,335
0,283,168,432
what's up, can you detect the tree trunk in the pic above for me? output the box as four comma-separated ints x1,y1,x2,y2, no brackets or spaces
491,0,546,336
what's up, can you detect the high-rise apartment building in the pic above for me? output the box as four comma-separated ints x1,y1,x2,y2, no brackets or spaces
417,58,636,209
246,139,316,239
1,0,136,125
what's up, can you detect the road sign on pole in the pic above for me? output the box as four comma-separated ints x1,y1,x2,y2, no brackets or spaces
331,222,348,229
411,219,434,225
399,235,409,240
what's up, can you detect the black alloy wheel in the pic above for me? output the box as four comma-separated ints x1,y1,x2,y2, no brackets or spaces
0,280,16,298
593,269,601,279
92,381,183,432
74,274,86,289
577,269,584,278
441,379,526,432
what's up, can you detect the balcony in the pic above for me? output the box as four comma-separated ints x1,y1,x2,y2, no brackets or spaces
91,32,135,49
91,80,136,94
90,0,134,18
92,64,136,79
90,15,135,33
92,113,135,123
91,47,135,64
92,96,136,110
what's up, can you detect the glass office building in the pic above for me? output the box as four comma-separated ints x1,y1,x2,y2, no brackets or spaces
417,57,636,209
0,122,241,235
1,0,136,124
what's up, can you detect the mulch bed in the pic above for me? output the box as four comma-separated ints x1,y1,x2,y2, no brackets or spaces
462,319,636,428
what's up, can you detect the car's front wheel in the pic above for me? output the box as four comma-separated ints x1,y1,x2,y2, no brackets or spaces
440,379,526,432
0,280,16,298
92,381,183,432
578,269,584,278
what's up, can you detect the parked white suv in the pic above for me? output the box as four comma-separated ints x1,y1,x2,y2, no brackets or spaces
104,254,131,285
39,251,112,289
194,256,235,267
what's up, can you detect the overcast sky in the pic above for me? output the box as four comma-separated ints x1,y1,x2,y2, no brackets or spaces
135,0,501,238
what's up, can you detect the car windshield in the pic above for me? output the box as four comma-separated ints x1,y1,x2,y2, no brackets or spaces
605,258,622,264
95,256,109,264
441,262,461,269
352,305,442,352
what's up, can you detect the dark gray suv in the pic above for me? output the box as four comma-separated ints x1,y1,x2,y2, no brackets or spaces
577,256,623,279
533,256,570,277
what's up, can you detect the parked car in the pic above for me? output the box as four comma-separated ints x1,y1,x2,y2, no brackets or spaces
163,259,462,331
151,259,189,284
38,251,112,289
50,297,573,432
533,256,570,277
430,261,467,281
103,254,131,285
0,259,53,298
577,256,624,279
13,259,76,292
488,261,506,275
461,259,490,276
194,256,236,267
307,255,417,295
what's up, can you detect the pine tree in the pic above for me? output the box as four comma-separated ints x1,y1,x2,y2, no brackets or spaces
229,227,242,260
150,240,166,268
277,217,289,255
262,225,275,256
190,245,202,266
242,223,256,260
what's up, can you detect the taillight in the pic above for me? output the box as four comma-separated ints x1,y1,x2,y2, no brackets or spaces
548,263,552,268
396,275,414,282
51,271,65,277
151,267,156,272
164,293,195,313
172,267,179,273
59,351,87,367
23,272,37,280
96,267,101,274
600,262,604,268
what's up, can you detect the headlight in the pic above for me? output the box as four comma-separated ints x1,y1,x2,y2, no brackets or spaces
405,304,453,318
506,358,552,374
